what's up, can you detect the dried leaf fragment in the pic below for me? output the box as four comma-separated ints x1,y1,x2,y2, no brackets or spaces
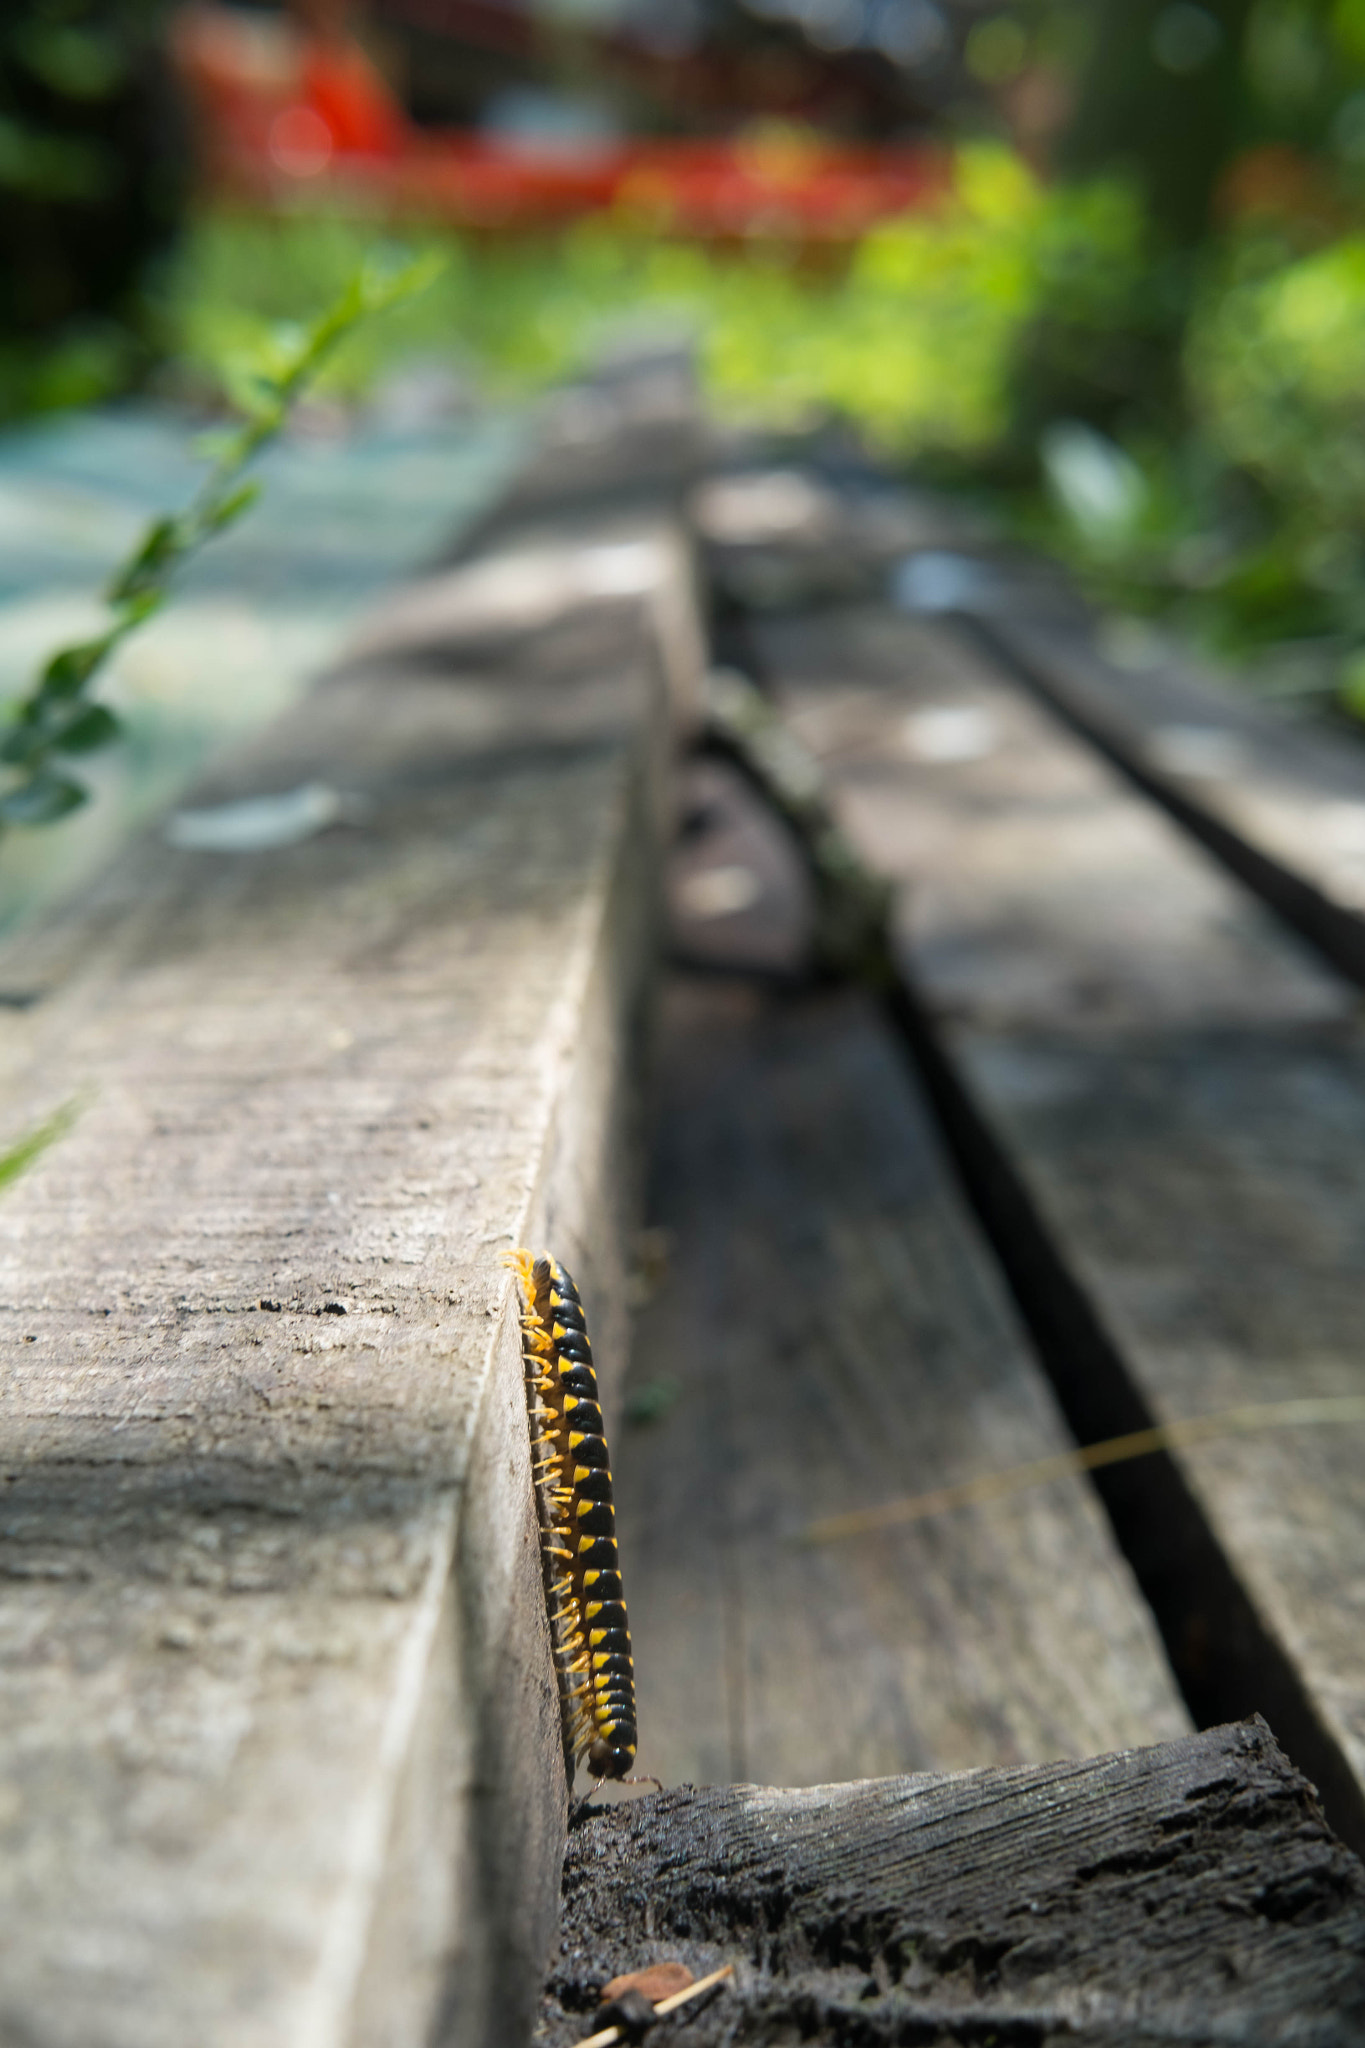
600,1963,694,2006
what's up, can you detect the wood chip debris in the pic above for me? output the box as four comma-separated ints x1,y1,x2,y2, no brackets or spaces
574,1962,735,2046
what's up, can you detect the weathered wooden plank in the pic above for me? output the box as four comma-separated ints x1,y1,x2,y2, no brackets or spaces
615,764,1188,1790
750,592,1365,1854
702,441,1365,990
541,1718,1365,2045
466,350,705,552
0,413,698,2046
967,600,1365,989
691,452,931,612
756,600,1347,1033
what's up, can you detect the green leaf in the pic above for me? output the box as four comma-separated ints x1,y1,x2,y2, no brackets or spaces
116,589,165,630
0,114,108,200
0,772,88,826
361,248,446,313
220,356,286,421
202,480,261,534
52,704,120,756
12,24,126,101
0,1097,82,1195
106,515,183,603
0,716,50,767
37,636,110,700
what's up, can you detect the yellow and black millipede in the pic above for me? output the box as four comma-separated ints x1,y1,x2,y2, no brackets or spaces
510,1248,652,1790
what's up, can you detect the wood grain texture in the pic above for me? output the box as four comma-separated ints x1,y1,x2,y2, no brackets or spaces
702,434,1365,982
460,352,707,561
542,1718,1365,2045
753,594,1365,1854
951,606,1365,998
691,454,929,611
614,960,1188,1793
0,402,697,2047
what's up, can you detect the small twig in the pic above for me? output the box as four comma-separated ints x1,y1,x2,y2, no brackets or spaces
804,1396,1365,1543
574,1962,736,2047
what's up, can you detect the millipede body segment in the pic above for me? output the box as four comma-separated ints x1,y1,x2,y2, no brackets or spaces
511,1248,640,1785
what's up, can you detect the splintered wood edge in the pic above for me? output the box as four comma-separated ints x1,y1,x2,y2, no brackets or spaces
542,1720,1365,2043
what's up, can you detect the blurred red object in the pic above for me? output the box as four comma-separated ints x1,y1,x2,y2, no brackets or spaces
171,3,947,240
301,34,408,157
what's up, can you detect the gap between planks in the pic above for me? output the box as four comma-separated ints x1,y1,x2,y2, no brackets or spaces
743,585,1365,1858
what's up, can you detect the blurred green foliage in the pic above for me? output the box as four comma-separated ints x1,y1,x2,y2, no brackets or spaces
1015,0,1365,706
1192,234,1365,531
164,148,1149,463
17,0,1365,720
0,0,184,419
95,120,1365,717
1030,215,1365,691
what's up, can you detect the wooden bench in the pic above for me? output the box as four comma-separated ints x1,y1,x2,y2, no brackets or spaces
1,379,1363,2046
